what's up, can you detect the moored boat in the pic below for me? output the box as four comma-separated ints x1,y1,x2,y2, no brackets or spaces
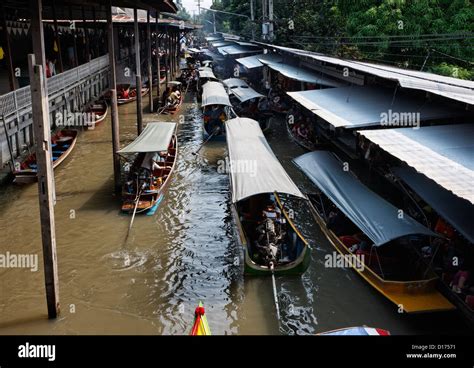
85,100,108,130
227,117,311,275
13,129,78,184
294,150,455,313
116,84,150,105
119,122,177,215
190,301,211,336
201,81,234,141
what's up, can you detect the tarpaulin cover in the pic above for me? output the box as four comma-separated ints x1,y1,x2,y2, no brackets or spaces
227,118,305,203
118,122,176,153
294,151,437,246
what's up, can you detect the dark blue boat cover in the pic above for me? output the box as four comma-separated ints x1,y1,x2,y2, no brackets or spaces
293,151,437,246
393,166,474,244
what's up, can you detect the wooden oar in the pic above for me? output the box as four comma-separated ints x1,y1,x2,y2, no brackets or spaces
126,182,146,239
270,262,282,324
192,127,221,156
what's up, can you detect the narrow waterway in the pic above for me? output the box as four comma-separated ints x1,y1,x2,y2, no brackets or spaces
0,92,469,335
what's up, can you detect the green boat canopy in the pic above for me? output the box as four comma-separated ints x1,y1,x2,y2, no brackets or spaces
118,122,176,154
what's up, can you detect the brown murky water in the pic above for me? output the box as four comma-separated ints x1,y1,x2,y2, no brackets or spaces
0,91,469,335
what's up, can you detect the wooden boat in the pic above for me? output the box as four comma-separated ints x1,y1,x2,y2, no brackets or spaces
160,81,184,115
227,118,311,275
285,112,317,151
201,81,234,141
294,151,455,313
117,84,150,105
13,129,78,184
85,100,108,130
190,301,211,336
119,122,177,215
318,326,390,336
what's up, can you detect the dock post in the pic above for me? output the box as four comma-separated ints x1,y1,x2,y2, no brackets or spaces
69,5,78,67
29,0,60,319
106,2,121,194
165,26,169,85
134,8,143,135
51,0,64,73
147,11,153,112
155,11,161,110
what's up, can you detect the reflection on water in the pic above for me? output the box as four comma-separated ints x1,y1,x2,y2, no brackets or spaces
0,92,469,335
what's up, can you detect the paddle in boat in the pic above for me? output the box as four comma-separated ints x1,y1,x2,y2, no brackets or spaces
201,81,235,142
318,326,390,336
116,84,150,105
190,301,211,335
119,122,177,215
85,99,108,130
223,78,271,132
227,117,311,275
13,129,78,184
160,81,184,115
293,151,455,313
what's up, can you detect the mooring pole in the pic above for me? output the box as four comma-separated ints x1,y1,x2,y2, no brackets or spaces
106,2,121,194
165,26,169,85
1,5,16,91
134,8,143,135
155,11,161,110
51,0,64,73
29,0,60,319
147,11,153,112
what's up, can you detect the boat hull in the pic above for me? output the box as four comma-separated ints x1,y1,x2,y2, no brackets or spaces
307,199,454,313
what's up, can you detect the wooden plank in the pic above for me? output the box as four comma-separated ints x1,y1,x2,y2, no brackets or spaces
29,0,60,318
147,11,153,112
134,7,143,135
106,2,121,194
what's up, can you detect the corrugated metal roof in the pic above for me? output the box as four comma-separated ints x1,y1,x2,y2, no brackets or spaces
222,78,248,89
223,79,264,102
359,124,474,204
218,45,261,56
236,53,283,69
262,60,344,87
287,86,466,128
268,44,474,105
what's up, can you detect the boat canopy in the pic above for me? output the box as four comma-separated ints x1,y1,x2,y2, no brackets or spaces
359,124,474,204
294,151,438,246
393,166,474,244
211,41,233,48
223,78,265,102
198,67,217,80
223,78,248,89
287,86,465,129
236,53,283,69
118,122,176,154
188,47,205,54
227,117,305,203
260,60,343,87
202,81,232,107
218,45,261,56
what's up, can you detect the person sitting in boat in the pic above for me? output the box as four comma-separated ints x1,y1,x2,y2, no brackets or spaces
167,88,181,108
205,105,226,135
162,87,172,106
297,123,309,140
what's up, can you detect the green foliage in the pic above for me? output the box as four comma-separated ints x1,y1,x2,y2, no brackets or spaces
211,0,474,79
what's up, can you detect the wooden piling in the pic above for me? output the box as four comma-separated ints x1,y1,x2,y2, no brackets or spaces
29,0,60,319
147,11,153,112
106,2,121,194
165,26,169,85
155,12,161,110
134,8,143,135
51,0,64,73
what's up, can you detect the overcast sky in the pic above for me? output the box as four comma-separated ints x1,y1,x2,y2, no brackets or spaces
181,0,213,14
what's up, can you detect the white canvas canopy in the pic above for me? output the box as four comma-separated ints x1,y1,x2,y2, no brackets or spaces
198,67,217,80
223,78,248,89
118,122,176,154
226,118,305,203
236,53,283,69
223,78,264,102
202,82,233,107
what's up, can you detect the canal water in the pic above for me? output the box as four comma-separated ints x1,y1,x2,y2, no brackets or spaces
0,92,469,335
